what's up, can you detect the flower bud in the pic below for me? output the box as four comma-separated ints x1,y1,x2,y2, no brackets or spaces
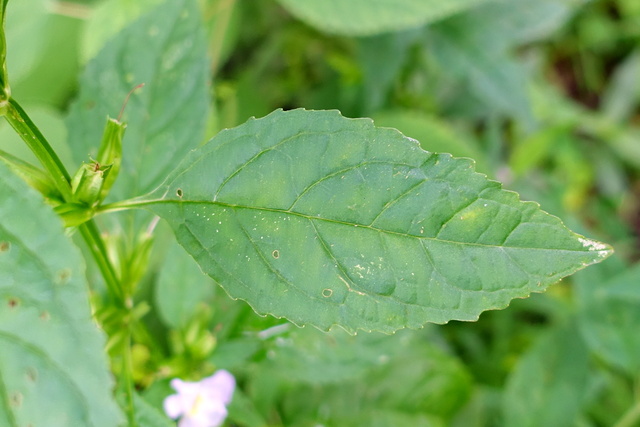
70,160,112,206
96,116,126,201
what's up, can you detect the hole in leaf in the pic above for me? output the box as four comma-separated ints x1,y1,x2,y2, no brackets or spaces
56,268,71,285
26,367,38,382
322,289,333,297
176,188,183,198
9,391,22,407
272,250,280,259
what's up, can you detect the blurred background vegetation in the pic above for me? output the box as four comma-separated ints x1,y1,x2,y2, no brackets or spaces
2,0,640,426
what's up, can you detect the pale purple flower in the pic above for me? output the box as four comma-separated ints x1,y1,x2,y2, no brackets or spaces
163,370,236,427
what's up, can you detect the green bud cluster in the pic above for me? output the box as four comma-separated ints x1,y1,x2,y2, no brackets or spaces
58,116,126,227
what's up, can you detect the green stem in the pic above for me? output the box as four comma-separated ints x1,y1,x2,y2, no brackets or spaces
3,97,138,422
97,198,155,214
122,330,138,427
3,98,124,302
79,221,124,303
3,98,73,200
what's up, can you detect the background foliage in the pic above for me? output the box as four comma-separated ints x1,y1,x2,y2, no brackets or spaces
1,0,639,426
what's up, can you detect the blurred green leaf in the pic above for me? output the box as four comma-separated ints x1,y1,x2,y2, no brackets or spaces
66,0,209,201
227,387,269,427
503,323,590,427
276,0,490,36
601,49,640,123
10,13,81,106
140,109,611,332
356,30,421,113
575,256,640,375
134,393,173,427
426,13,531,121
210,338,261,370
80,0,163,63
155,239,214,329
0,104,72,168
510,127,563,176
4,0,48,82
265,328,471,424
0,161,123,426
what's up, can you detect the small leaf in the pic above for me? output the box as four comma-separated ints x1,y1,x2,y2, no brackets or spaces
276,0,491,36
0,162,123,426
140,109,612,333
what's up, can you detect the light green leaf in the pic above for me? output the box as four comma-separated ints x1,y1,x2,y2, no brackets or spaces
66,0,209,201
80,0,164,63
0,162,123,426
276,0,490,36
503,324,590,427
139,109,612,333
4,0,49,82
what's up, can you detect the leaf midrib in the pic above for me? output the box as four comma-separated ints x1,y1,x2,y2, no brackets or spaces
140,199,602,254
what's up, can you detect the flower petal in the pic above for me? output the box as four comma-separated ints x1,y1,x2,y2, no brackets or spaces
163,394,186,419
201,370,236,404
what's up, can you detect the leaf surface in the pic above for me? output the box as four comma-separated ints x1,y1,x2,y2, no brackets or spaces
140,109,612,332
276,0,490,36
66,0,209,201
0,162,123,426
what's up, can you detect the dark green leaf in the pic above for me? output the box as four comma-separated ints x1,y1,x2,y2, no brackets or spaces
139,109,611,332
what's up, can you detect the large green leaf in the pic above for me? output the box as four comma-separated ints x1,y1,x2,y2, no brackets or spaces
0,162,123,426
138,109,612,333
66,0,209,201
276,0,490,36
